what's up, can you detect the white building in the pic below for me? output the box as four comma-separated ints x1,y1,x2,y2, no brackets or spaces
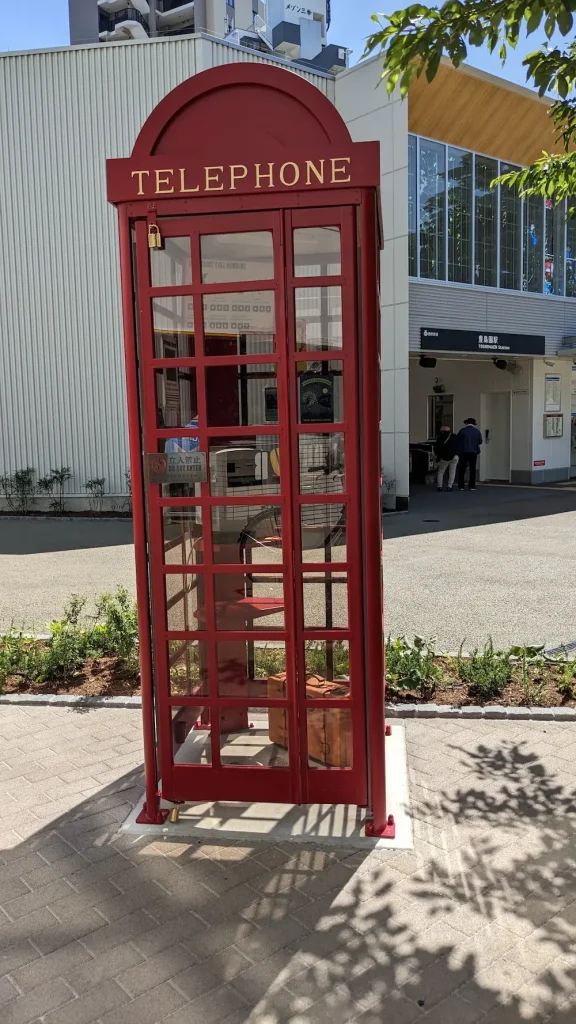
69,0,348,72
0,34,574,511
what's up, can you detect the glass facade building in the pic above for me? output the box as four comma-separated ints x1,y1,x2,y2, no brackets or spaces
409,134,575,298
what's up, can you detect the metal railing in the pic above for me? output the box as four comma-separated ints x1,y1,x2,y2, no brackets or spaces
99,6,149,31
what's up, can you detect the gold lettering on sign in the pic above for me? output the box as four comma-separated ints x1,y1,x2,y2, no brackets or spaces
230,165,248,190
205,166,224,191
131,170,150,195
254,162,275,189
179,168,199,193
279,162,300,187
305,159,325,185
330,157,351,183
129,157,356,198
155,169,175,194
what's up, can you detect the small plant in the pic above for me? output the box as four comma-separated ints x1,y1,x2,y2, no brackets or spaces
123,469,133,516
85,477,106,514
38,466,72,514
385,635,439,700
94,588,139,671
558,659,576,701
255,644,288,677
511,645,547,706
305,640,350,679
0,630,45,688
0,467,36,514
381,475,396,510
457,640,511,701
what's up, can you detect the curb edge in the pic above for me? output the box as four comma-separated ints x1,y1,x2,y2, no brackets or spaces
386,704,576,721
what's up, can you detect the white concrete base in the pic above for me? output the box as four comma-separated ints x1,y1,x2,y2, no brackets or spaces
120,724,413,851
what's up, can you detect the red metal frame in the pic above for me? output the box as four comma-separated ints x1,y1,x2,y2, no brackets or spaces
108,62,391,835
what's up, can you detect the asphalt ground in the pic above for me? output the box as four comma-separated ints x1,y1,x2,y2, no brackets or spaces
1,483,575,649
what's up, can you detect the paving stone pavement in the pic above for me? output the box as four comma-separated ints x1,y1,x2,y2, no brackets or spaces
1,707,576,1023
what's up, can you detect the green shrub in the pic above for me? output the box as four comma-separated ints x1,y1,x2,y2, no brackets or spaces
93,588,139,668
85,478,106,514
457,641,511,700
385,635,439,700
510,645,546,706
255,644,287,677
0,467,36,514
558,659,576,700
305,640,350,679
0,588,140,690
0,631,45,687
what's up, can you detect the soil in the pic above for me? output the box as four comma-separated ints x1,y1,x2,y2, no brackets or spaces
3,657,140,698
3,654,576,707
387,657,576,708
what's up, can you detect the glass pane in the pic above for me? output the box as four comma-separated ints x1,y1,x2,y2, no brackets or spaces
201,232,274,284
523,195,544,293
299,433,345,494
295,287,342,351
293,227,341,277
212,505,283,565
220,708,289,767
475,155,498,287
419,138,446,280
408,135,417,276
297,361,343,424
209,436,281,497
205,364,277,428
301,503,346,563
302,571,348,629
172,706,211,764
428,394,454,437
168,640,208,697
153,297,195,358
150,237,192,288
165,574,207,631
158,434,200,457
447,148,472,284
567,201,576,297
500,163,521,290
545,199,565,296
214,573,284,630
305,640,350,684
162,507,203,566
155,367,197,428
307,708,351,768
216,640,286,697
160,480,203,499
203,291,275,356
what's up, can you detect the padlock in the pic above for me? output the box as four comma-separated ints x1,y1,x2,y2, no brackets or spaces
148,223,162,249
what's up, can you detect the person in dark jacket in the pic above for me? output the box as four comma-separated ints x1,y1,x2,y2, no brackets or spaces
457,418,483,490
434,425,459,491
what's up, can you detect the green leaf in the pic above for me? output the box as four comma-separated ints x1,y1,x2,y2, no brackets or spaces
557,9,573,35
469,24,486,45
526,6,543,34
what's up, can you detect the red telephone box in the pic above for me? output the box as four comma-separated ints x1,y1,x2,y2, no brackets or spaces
107,63,393,837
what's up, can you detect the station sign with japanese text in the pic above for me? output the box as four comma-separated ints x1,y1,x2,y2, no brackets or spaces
421,328,546,356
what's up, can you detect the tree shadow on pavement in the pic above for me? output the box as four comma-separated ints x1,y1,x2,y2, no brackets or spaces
1,722,576,1022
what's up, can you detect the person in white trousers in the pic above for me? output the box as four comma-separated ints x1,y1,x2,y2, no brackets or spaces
434,425,459,491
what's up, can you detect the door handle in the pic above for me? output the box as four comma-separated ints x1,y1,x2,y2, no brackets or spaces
485,429,490,444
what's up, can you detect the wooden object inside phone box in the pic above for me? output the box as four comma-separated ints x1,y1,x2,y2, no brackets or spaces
268,673,351,768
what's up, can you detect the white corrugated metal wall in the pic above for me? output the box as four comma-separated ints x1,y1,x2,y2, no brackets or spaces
409,282,576,356
0,36,333,499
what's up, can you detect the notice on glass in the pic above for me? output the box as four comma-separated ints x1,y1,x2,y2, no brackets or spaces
545,374,562,412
